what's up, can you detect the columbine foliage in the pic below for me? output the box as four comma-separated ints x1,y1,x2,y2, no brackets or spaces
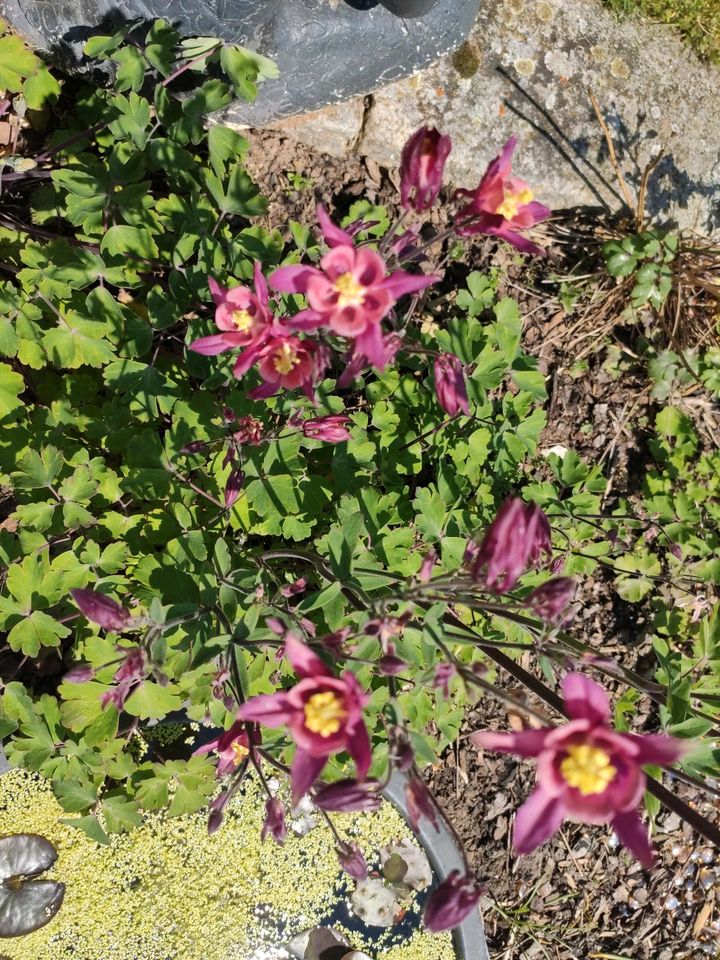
0,22,718,937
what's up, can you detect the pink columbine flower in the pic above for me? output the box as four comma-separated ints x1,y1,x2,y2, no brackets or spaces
423,871,484,933
270,205,436,369
301,414,352,443
190,263,273,357
454,136,551,255
400,125,452,213
468,497,552,593
231,331,328,403
238,633,371,802
71,588,132,631
433,353,470,417
193,720,253,778
473,673,687,866
526,577,576,624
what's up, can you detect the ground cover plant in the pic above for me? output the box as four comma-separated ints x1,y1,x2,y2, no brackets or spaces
1,17,720,955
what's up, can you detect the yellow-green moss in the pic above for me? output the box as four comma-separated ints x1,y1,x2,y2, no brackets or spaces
0,769,455,960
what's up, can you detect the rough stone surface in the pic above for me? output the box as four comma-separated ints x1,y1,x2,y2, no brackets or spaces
268,0,720,234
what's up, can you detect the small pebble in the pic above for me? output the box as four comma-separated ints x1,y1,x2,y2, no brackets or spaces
665,896,679,911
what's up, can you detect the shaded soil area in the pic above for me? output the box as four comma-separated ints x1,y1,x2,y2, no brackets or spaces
246,128,720,959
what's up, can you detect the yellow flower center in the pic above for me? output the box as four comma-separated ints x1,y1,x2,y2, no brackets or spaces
560,744,617,796
230,739,249,765
273,342,301,375
333,272,366,308
304,691,347,737
496,186,534,220
232,309,254,332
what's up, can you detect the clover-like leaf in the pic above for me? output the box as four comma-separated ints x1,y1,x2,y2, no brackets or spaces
0,834,65,937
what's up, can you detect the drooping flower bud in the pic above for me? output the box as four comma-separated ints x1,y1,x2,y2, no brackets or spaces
207,790,231,835
301,414,352,443
280,577,307,598
261,797,287,845
63,663,96,684
313,779,382,813
418,548,437,583
70,588,132,632
337,841,369,880
400,126,452,212
405,774,438,833
180,440,208,455
468,498,552,593
433,353,470,417
526,577,576,624
434,662,456,699
423,870,484,932
224,469,245,508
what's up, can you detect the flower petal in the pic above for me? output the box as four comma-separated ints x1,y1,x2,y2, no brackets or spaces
626,733,687,767
513,786,566,855
346,720,372,779
562,673,611,726
290,749,328,803
316,204,353,248
611,809,655,868
472,728,553,757
381,269,438,300
208,276,226,306
238,692,294,728
284,307,325,331
354,323,386,370
252,260,269,305
189,334,234,356
269,264,321,294
284,633,329,679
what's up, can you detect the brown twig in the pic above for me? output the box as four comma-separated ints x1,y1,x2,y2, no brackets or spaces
588,89,636,216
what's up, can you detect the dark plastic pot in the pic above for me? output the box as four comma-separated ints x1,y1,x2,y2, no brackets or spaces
384,771,489,960
0,0,481,126
379,0,441,17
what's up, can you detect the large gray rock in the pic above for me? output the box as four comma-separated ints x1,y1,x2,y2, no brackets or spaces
263,0,720,233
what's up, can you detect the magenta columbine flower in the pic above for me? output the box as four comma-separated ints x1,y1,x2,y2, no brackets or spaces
473,673,686,866
400,125,452,212
238,633,371,802
301,414,352,443
468,497,552,593
423,871,483,933
232,331,328,403
193,720,252,778
454,136,550,255
270,205,436,369
190,263,273,357
433,353,469,417
71,588,132,631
